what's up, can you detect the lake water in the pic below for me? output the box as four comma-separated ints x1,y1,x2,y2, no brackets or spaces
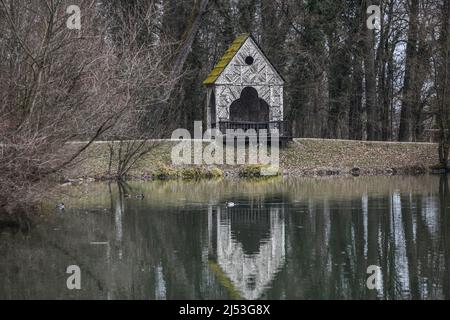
1,175,450,300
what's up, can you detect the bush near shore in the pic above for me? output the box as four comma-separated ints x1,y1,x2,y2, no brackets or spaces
60,138,439,182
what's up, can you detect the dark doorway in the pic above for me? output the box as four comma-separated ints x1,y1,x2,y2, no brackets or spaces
209,91,216,126
230,87,270,122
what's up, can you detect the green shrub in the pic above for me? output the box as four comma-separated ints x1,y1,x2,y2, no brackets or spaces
208,167,224,178
180,166,224,179
153,166,179,180
181,167,204,180
153,166,224,180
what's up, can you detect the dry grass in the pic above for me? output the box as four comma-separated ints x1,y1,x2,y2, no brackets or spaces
60,139,439,181
282,139,438,175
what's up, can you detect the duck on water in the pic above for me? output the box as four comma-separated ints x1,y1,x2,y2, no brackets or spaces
225,201,236,208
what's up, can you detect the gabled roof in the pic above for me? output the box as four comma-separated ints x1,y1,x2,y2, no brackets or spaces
203,34,250,85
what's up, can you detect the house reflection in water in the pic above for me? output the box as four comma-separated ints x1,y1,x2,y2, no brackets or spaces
207,201,286,300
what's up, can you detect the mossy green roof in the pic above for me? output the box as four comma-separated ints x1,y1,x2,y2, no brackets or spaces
203,34,250,85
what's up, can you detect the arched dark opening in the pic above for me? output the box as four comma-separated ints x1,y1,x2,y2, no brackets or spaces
209,91,216,127
230,87,270,122
230,210,271,255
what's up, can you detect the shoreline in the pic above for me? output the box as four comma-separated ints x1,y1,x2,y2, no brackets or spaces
59,138,439,184
59,164,431,186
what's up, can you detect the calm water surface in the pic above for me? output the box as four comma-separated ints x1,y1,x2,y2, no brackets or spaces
1,175,450,300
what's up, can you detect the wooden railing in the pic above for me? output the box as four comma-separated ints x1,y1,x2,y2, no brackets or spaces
214,120,287,136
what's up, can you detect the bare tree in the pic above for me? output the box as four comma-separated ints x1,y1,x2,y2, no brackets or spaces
435,0,450,167
0,0,174,208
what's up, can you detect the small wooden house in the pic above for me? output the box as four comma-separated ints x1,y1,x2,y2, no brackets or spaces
204,34,288,140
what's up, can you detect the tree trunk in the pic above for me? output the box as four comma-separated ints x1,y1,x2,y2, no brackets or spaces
398,0,419,141
349,2,365,140
437,0,450,166
171,0,210,80
362,0,379,141
377,0,394,141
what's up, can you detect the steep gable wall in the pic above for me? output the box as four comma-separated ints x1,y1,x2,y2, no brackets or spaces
206,36,284,126
216,37,283,86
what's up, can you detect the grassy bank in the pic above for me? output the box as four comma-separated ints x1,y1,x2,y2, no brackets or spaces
61,138,439,182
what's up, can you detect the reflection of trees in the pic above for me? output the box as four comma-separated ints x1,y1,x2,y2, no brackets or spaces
400,193,419,299
71,177,450,299
2,177,450,299
439,176,450,299
268,179,450,300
